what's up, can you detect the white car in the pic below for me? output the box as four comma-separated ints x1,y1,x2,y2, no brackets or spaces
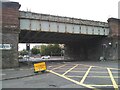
41,56,50,59
23,55,29,58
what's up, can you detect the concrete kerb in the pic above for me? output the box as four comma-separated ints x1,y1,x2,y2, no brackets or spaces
1,60,68,81
1,70,50,81
1,74,35,81
1,67,50,81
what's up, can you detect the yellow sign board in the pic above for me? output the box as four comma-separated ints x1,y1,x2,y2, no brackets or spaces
34,62,47,72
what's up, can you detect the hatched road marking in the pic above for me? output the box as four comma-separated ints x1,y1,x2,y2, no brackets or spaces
52,64,66,70
62,64,78,76
80,66,92,84
107,68,119,90
48,70,99,90
48,63,119,90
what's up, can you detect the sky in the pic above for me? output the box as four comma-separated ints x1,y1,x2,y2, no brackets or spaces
9,0,119,51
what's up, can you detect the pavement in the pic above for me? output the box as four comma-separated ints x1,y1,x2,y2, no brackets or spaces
1,67,35,81
1,59,67,81
1,61,67,81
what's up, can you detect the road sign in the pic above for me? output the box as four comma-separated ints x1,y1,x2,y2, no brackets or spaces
0,44,11,50
34,62,47,73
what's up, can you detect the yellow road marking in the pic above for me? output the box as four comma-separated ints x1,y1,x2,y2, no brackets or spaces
78,64,92,67
62,64,79,76
66,75,83,78
109,68,120,70
68,71,86,72
70,71,119,73
80,66,92,83
51,63,120,71
88,76,119,78
114,76,120,78
93,66,120,70
52,64,66,70
66,75,119,78
107,68,119,90
90,71,120,74
78,64,120,70
87,85,113,87
47,70,99,90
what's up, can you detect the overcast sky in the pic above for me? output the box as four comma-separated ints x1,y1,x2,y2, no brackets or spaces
10,0,119,50
12,0,119,21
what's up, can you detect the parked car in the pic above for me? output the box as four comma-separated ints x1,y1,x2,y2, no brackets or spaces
41,56,50,59
23,55,29,58
18,55,23,59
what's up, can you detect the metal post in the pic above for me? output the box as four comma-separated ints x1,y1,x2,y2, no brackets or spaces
26,43,30,66
102,44,107,61
61,49,62,59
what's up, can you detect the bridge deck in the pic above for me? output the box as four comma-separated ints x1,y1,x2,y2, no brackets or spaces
19,11,109,36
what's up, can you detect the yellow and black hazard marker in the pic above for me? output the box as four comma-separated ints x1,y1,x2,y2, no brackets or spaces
34,62,47,73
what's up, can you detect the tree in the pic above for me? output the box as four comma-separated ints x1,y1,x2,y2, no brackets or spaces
31,48,40,55
40,44,61,56
40,45,47,55
19,49,28,56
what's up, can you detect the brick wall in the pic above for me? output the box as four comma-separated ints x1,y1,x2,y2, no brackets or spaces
108,18,120,60
1,1,21,68
108,18,120,37
2,2,20,31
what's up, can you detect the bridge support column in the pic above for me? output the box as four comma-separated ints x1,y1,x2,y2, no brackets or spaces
64,38,106,61
64,43,87,61
1,1,20,68
108,18,120,61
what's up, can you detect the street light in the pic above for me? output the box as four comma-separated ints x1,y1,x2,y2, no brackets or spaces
108,42,112,46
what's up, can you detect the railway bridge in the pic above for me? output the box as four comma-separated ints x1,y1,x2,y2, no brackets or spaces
1,1,119,68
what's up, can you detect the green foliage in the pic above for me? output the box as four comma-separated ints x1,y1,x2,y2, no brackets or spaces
19,49,28,56
31,48,40,55
18,56,23,59
40,45,47,55
41,44,61,56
